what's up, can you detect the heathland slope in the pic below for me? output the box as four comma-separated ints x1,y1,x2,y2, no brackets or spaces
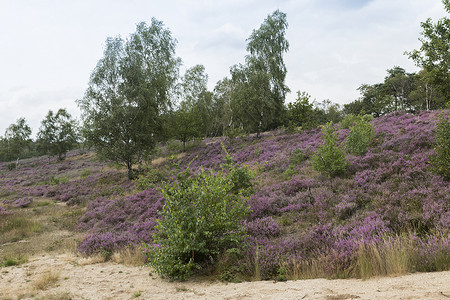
0,110,449,284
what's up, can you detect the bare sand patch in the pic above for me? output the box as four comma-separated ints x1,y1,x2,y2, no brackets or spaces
1,254,449,300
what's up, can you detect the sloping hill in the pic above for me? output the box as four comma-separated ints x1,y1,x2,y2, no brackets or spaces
1,110,448,281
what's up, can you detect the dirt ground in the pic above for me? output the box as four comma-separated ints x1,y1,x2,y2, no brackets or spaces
0,254,449,300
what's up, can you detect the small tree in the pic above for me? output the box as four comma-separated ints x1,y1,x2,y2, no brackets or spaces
345,117,375,155
37,109,78,160
287,91,315,130
2,118,32,166
430,113,450,180
312,121,348,177
145,157,251,280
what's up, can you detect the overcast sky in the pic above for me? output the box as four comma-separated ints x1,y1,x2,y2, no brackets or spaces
0,0,447,136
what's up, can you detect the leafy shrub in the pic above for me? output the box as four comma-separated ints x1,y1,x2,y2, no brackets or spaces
341,114,374,129
289,148,305,165
134,167,167,191
311,121,348,177
145,161,251,280
341,113,360,129
283,164,297,178
430,113,450,180
224,127,245,144
345,118,375,155
79,169,92,180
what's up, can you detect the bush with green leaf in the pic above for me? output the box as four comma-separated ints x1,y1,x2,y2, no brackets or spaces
430,113,450,180
289,148,305,165
144,154,252,280
345,118,375,155
341,113,374,129
311,121,348,177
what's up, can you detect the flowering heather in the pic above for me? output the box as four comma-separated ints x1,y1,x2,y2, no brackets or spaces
0,206,9,215
1,111,448,279
77,189,163,255
12,197,33,208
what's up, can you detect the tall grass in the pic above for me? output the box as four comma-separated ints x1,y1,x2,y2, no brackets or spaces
0,215,42,244
283,233,449,280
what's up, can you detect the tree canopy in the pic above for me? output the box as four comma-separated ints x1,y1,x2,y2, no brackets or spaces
78,19,180,179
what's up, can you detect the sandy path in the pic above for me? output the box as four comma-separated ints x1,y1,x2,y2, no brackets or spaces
1,254,449,300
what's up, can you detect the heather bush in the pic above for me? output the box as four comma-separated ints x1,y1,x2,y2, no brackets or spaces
145,161,251,280
12,197,33,208
430,113,450,180
345,118,375,155
311,121,348,177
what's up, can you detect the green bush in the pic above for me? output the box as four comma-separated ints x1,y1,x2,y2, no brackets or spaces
144,158,251,280
345,118,375,155
341,113,374,129
289,148,305,165
79,169,92,180
134,167,167,191
430,113,450,180
311,121,348,177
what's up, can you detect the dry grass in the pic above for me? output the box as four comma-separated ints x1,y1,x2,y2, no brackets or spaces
355,237,416,279
0,215,43,244
35,292,73,300
77,253,107,266
32,269,61,290
111,247,146,266
0,200,82,266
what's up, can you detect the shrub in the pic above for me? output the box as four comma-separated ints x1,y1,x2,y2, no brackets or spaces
345,118,375,155
289,148,305,165
311,121,348,177
144,161,251,280
341,114,374,129
430,113,450,180
341,113,360,129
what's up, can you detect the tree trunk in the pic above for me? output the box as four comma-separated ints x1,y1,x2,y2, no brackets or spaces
126,161,134,180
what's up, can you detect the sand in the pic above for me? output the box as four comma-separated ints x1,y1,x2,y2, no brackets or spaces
1,254,449,300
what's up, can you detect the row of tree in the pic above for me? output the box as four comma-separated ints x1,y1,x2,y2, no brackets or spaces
0,109,78,165
1,2,448,178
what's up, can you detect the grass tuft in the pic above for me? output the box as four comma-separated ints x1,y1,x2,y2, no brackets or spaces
32,269,61,290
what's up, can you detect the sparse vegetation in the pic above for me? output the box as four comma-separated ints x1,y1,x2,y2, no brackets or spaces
32,269,60,290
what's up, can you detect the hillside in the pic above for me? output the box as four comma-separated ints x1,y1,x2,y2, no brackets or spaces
0,110,449,285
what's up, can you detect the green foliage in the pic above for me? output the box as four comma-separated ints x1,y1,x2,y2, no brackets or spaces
430,113,450,180
406,3,450,98
287,91,314,128
134,167,167,191
145,156,251,280
170,65,212,150
311,121,348,177
78,19,181,179
289,148,305,165
0,118,32,163
341,114,355,129
345,118,375,155
37,109,78,160
230,10,289,137
283,164,297,178
79,169,92,180
224,127,245,144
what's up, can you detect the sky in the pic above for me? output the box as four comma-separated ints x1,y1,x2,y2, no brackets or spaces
0,0,448,137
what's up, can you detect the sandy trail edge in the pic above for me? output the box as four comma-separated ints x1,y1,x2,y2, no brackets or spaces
1,254,449,300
